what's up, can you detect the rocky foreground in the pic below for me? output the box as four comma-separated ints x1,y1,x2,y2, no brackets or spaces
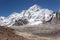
0,25,60,40
0,26,28,40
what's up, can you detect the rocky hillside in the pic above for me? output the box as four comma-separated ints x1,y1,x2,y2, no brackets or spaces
0,26,28,40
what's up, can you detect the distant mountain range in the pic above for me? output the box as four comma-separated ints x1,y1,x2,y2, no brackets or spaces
0,4,60,27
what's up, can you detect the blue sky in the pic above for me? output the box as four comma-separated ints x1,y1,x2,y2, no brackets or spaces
0,0,60,17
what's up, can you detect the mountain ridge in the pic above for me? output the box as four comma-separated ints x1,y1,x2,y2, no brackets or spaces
0,4,59,27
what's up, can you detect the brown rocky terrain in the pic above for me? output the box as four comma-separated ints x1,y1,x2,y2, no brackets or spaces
0,25,60,40
0,26,28,40
10,24,60,40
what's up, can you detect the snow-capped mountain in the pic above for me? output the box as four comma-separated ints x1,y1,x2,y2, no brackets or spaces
22,4,53,25
0,4,54,27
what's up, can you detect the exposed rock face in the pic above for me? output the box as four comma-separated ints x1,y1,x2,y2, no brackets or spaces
0,26,28,40
56,11,60,24
51,11,60,24
14,19,28,26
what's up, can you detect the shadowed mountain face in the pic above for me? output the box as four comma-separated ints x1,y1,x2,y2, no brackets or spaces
51,10,60,24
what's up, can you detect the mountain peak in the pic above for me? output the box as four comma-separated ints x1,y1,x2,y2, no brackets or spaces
32,4,40,8
28,4,40,12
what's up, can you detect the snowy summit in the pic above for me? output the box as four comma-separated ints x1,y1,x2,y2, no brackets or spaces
0,4,54,27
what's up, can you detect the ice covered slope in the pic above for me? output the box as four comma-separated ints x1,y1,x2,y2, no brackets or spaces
22,4,53,25
0,4,54,27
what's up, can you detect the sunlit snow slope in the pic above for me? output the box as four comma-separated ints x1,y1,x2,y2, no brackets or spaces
0,4,54,27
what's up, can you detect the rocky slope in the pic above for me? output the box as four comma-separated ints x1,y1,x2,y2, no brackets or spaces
0,26,28,40
1,26,60,40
